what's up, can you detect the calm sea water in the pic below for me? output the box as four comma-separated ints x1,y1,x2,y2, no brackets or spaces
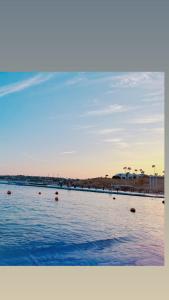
0,184,164,266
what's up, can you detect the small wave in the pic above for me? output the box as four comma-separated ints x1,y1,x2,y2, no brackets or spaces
68,236,130,251
26,235,131,264
0,235,131,265
35,235,130,254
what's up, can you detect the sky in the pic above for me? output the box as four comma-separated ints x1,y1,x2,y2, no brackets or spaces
0,72,164,178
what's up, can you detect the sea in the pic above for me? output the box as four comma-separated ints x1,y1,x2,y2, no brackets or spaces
0,184,164,266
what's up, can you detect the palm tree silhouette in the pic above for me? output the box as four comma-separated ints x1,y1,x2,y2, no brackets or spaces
123,167,127,180
123,167,127,173
126,167,131,180
152,164,156,176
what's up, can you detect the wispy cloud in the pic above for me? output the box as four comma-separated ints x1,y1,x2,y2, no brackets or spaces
139,127,164,137
103,138,129,148
104,72,164,97
85,104,128,116
86,127,124,136
60,151,77,155
64,72,164,93
95,128,123,135
73,124,97,130
66,77,84,86
65,73,113,87
103,138,122,143
141,90,164,103
0,73,55,98
111,72,164,89
129,114,163,125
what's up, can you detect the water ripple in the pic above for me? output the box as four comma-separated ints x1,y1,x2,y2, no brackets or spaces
0,184,164,266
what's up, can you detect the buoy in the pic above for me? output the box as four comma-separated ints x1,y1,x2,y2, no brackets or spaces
55,191,59,195
113,197,116,200
7,190,12,195
55,197,59,201
130,208,136,213
162,200,165,204
38,192,41,195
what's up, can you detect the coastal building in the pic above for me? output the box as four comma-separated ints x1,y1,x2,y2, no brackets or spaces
112,173,142,180
149,175,164,193
112,173,164,194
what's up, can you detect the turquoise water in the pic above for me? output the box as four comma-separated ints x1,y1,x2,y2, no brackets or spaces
0,184,164,266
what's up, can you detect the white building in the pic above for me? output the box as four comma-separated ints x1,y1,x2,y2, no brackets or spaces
112,173,143,180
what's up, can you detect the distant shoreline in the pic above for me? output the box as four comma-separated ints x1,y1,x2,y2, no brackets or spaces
0,181,164,198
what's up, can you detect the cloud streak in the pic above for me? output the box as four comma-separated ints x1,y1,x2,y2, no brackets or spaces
94,128,124,135
0,73,55,98
103,138,129,149
103,138,122,143
129,114,163,125
60,151,77,155
85,104,128,116
141,90,164,103
63,72,164,93
111,72,164,89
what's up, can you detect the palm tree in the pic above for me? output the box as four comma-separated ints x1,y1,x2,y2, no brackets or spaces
128,167,132,176
123,167,127,173
126,167,132,180
152,164,156,176
132,168,137,184
123,167,127,180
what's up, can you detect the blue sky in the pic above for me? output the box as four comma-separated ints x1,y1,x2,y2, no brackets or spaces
0,72,164,178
